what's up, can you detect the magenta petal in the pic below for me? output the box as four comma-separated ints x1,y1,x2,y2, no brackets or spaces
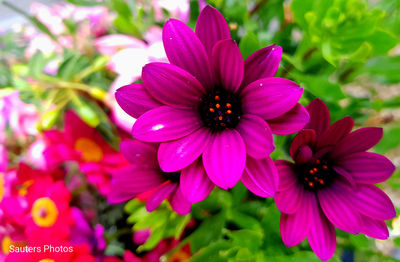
108,166,164,204
196,5,230,56
317,116,354,149
318,181,361,234
336,152,395,184
360,215,389,240
236,114,274,159
240,78,303,120
275,160,297,192
294,145,313,164
267,103,310,135
158,127,211,172
353,184,396,220
203,129,246,189
211,40,244,93
307,204,336,261
169,187,191,215
120,140,157,166
163,19,214,88
180,159,214,203
132,106,202,142
241,156,278,197
115,84,161,119
305,99,330,136
330,127,383,158
142,63,205,109
243,45,282,87
275,183,304,214
332,166,356,188
289,129,316,159
280,191,315,246
146,182,177,212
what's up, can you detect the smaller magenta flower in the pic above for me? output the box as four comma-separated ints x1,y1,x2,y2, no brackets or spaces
108,140,196,215
116,5,309,196
275,99,396,260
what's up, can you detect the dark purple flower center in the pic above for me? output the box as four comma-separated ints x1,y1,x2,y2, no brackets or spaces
295,159,336,192
199,88,242,132
163,171,180,183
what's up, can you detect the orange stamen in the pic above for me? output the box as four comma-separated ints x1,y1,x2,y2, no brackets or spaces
209,108,215,112
226,103,231,108
216,104,220,109
308,182,314,187
227,110,232,114
215,96,220,100
309,170,314,174
218,116,223,120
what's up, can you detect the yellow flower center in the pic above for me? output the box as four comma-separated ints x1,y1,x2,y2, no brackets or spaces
74,137,103,162
31,197,58,227
1,236,11,254
0,173,4,202
39,259,55,262
1,236,27,254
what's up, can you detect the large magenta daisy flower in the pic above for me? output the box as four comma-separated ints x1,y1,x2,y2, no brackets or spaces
116,6,309,196
108,139,192,215
275,99,396,260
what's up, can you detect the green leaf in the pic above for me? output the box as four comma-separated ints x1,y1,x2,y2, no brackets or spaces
113,15,141,37
293,73,346,101
110,0,132,18
124,199,143,214
349,234,371,250
28,51,47,78
230,230,263,252
228,210,263,232
374,126,400,154
66,0,105,6
73,103,100,127
239,32,260,60
291,0,314,28
139,222,167,251
362,56,400,84
39,109,61,130
368,29,398,56
190,240,232,262
133,209,169,231
189,212,226,252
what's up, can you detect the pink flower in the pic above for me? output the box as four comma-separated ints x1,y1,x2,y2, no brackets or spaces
275,99,396,260
97,27,167,133
153,0,190,22
0,91,38,141
42,111,127,195
108,140,192,215
116,6,309,195
0,145,8,172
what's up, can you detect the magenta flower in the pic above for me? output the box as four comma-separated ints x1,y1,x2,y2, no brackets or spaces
108,139,192,215
275,99,396,260
116,6,309,196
